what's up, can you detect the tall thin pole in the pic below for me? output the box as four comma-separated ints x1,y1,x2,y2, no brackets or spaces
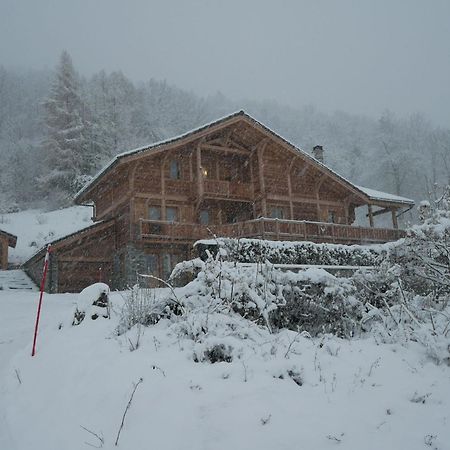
31,245,52,357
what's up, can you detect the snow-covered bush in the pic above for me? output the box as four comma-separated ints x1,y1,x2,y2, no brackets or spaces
117,284,184,335
170,253,363,338
196,238,384,267
355,189,450,364
72,282,110,325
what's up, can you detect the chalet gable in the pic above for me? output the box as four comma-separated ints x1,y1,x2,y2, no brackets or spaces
75,110,414,212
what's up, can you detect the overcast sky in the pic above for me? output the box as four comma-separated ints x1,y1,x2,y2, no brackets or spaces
1,0,449,126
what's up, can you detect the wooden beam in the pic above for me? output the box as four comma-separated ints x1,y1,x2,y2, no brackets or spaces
392,208,399,229
160,154,169,220
249,152,256,219
315,174,327,221
256,139,269,216
287,156,298,220
200,143,249,156
196,141,204,211
266,193,343,207
189,149,194,182
58,257,112,263
368,204,374,228
365,207,392,218
134,192,190,201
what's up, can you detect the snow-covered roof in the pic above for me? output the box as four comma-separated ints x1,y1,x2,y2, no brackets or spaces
355,186,414,206
75,110,415,208
75,110,249,201
23,219,114,265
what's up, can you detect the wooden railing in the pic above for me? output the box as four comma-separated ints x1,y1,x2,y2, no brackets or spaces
138,218,405,244
203,180,252,200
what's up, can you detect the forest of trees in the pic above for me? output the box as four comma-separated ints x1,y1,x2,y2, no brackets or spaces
1,51,449,215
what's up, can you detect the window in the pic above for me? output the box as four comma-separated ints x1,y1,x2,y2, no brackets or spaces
166,206,178,223
148,206,161,220
162,253,183,280
170,160,181,180
148,206,162,233
145,254,158,275
200,210,209,225
328,210,336,223
270,206,285,219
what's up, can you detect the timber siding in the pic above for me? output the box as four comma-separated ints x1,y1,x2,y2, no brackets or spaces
0,229,17,270
25,111,414,292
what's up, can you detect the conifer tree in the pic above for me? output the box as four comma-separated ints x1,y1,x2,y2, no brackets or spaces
39,51,92,204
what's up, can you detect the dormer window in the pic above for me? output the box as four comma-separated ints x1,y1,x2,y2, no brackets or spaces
170,160,181,179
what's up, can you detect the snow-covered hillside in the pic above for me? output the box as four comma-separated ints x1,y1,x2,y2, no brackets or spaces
0,206,93,264
1,286,449,450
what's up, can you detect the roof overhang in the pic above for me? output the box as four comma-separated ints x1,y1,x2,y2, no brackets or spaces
0,229,17,248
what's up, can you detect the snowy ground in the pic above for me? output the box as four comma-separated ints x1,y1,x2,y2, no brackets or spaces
1,283,449,450
0,206,93,265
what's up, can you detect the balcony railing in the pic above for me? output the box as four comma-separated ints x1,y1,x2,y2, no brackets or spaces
138,217,405,244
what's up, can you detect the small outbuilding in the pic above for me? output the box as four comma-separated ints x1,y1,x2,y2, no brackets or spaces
0,229,17,270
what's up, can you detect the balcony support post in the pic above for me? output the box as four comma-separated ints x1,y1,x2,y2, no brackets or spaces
288,156,298,220
368,204,374,228
391,208,399,229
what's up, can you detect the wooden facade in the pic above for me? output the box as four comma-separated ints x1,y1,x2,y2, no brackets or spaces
0,229,17,270
24,111,414,292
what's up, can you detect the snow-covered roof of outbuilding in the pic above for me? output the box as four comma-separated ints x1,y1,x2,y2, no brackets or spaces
0,228,17,247
355,186,415,206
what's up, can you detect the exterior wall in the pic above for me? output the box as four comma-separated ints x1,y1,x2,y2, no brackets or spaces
92,165,131,221
123,242,191,288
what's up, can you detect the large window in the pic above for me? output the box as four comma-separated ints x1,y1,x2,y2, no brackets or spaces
169,160,181,180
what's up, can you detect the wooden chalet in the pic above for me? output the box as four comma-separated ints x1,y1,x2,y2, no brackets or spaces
24,111,414,292
0,229,17,270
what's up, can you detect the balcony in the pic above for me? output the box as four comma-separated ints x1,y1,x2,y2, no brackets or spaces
138,218,405,244
203,180,253,201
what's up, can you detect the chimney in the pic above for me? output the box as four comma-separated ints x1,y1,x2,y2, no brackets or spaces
312,145,324,163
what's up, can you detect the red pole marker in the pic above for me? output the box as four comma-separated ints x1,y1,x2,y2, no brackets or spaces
31,244,52,357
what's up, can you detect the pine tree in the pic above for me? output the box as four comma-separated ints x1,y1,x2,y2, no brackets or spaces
39,51,92,204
